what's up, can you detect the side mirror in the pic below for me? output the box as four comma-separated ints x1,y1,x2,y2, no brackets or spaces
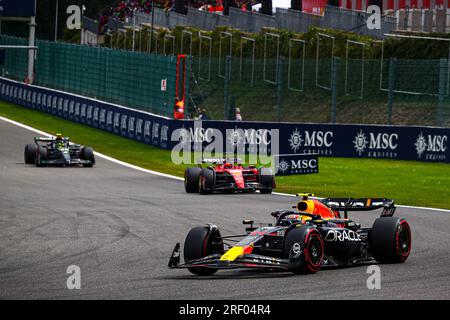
243,220,255,234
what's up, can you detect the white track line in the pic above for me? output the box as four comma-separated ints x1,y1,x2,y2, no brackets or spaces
97,153,183,181
395,204,450,213
1,115,449,213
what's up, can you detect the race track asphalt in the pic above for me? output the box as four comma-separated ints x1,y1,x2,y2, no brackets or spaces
0,118,449,299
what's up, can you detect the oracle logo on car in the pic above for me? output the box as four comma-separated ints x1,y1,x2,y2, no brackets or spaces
324,229,362,242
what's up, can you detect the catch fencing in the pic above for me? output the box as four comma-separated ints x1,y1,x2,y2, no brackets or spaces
189,48,450,128
0,35,178,117
2,32,449,127
134,6,396,37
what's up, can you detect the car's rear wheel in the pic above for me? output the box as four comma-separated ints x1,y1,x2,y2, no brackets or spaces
259,167,274,194
370,217,411,263
35,146,47,167
199,168,215,194
184,225,223,276
81,147,95,167
24,144,37,164
284,226,324,274
184,167,201,193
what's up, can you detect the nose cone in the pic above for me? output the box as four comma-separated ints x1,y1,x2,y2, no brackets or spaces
230,170,245,189
219,247,244,262
62,150,71,165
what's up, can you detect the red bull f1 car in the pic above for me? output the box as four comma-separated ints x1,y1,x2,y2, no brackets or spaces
169,194,411,275
184,157,275,194
24,135,95,167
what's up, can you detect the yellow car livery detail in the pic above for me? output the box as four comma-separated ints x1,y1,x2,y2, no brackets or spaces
220,246,244,262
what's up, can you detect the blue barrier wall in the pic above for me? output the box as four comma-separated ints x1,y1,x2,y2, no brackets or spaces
1,77,449,163
173,120,449,163
0,77,171,150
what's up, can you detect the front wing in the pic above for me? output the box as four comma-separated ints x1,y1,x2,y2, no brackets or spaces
207,182,267,192
168,243,289,270
40,158,94,166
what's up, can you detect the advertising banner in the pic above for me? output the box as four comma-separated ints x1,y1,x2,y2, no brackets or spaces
274,154,319,176
1,77,448,163
0,0,36,17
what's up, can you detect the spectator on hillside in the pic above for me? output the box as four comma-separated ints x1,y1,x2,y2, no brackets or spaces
194,107,202,120
235,107,242,121
199,108,210,121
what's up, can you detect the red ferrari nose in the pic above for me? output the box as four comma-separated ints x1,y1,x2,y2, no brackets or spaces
229,170,245,189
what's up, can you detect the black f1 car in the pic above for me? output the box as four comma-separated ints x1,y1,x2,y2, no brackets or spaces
184,157,275,194
24,135,95,167
169,194,411,275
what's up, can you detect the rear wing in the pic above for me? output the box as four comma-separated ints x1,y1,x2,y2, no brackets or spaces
34,137,54,142
320,198,396,218
34,137,70,143
199,157,242,164
200,158,224,164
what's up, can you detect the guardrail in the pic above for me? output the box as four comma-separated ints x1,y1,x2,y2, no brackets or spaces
1,77,448,163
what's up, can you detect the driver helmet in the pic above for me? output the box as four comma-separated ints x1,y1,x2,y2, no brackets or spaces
55,133,64,148
223,162,233,169
284,214,308,225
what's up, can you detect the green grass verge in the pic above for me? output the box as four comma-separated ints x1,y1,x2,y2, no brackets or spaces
1,101,449,209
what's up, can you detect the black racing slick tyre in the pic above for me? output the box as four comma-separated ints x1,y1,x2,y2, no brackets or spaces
370,217,411,263
259,167,274,194
81,147,95,167
184,167,202,193
24,144,37,164
184,226,223,276
284,226,324,274
199,168,215,195
35,146,47,167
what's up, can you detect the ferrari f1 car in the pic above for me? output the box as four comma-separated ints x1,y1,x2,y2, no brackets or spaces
24,135,95,167
184,157,275,194
169,194,411,275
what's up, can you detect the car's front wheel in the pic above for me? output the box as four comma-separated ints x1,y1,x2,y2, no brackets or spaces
24,144,37,164
184,225,223,276
35,146,47,167
184,167,201,193
199,168,215,195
